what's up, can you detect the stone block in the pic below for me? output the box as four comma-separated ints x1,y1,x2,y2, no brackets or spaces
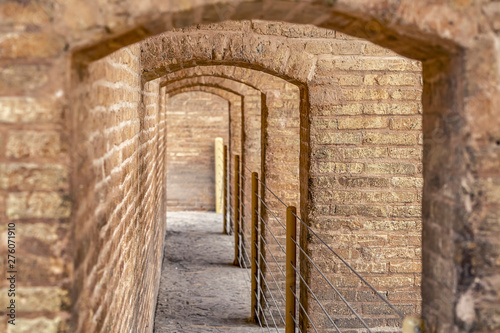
363,132,417,145
6,131,63,159
7,192,71,219
0,33,66,59
0,164,68,191
315,132,362,145
337,117,388,129
365,163,416,175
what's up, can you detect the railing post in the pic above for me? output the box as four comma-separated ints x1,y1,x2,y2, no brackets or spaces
258,181,265,324
251,172,259,322
215,138,224,213
286,206,297,333
223,145,228,234
233,155,240,266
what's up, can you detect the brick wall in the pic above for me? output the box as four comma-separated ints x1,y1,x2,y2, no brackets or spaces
71,45,166,332
307,31,423,331
165,91,229,211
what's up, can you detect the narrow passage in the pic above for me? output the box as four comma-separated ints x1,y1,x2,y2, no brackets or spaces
154,211,263,332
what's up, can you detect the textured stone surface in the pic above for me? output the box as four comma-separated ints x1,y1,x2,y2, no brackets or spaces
154,212,267,332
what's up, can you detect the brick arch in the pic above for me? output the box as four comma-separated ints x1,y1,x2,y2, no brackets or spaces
161,71,302,214
160,67,304,210
163,75,263,178
164,83,245,157
73,0,466,66
161,73,302,317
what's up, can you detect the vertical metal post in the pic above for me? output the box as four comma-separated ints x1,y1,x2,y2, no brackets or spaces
251,172,259,322
214,138,224,213
286,206,297,333
223,145,228,234
258,181,265,324
233,155,240,266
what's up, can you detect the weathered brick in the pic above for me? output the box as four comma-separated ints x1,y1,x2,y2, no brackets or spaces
391,89,422,100
342,147,388,159
363,132,417,145
0,1,53,25
363,220,421,231
390,262,422,273
330,40,365,54
391,177,423,188
0,163,68,191
17,287,69,312
362,42,399,56
0,97,62,123
389,147,422,159
6,131,63,159
365,276,414,288
7,317,63,333
317,162,363,174
335,204,388,217
365,163,416,175
0,33,66,58
311,104,364,116
336,262,387,273
316,57,421,72
336,74,363,86
364,73,418,86
312,147,342,160
364,103,419,115
390,206,422,218
389,117,422,130
315,132,362,145
338,176,389,188
0,64,49,91
364,191,415,203
312,118,338,129
344,88,389,101
337,117,388,129
7,192,71,219
304,40,332,54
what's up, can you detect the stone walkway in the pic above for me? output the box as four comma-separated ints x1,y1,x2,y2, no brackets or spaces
153,211,265,333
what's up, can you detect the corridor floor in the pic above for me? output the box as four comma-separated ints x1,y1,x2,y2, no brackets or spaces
153,211,264,332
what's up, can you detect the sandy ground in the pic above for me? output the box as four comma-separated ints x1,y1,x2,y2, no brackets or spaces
153,211,266,333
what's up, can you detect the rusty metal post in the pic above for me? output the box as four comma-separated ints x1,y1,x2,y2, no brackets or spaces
233,155,240,266
251,172,259,322
286,206,297,333
258,180,265,324
215,138,224,213
223,145,228,234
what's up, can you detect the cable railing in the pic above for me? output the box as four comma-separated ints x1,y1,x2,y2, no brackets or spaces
221,148,420,333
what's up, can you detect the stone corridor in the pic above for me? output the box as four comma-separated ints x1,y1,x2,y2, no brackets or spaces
154,212,264,333
3,1,500,332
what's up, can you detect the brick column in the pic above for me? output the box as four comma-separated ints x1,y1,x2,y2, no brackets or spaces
0,46,73,333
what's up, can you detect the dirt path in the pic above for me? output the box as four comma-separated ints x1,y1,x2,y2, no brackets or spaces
153,211,264,333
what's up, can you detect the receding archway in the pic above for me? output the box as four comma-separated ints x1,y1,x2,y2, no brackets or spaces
59,3,499,332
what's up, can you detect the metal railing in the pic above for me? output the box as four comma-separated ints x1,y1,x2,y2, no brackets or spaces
223,148,421,333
